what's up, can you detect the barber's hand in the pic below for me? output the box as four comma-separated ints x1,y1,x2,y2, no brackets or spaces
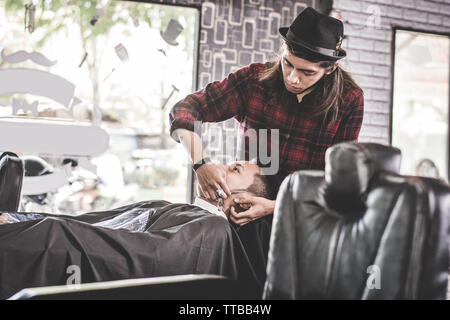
196,163,231,200
0,214,11,225
229,195,275,226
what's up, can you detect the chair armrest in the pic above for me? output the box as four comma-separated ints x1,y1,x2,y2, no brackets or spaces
9,274,260,300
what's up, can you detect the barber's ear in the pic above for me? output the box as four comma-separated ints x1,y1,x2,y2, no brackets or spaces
326,62,339,75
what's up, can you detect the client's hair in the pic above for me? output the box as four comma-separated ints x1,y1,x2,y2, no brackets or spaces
247,173,275,200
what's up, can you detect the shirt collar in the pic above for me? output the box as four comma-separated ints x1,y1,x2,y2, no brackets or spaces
193,197,227,219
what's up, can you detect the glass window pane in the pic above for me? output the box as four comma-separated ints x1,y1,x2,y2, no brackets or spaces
392,30,450,181
0,1,198,214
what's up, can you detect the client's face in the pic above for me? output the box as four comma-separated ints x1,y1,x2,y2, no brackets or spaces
225,161,261,191
222,161,261,216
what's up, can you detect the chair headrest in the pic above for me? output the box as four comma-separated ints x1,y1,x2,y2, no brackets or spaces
322,142,401,212
0,151,24,212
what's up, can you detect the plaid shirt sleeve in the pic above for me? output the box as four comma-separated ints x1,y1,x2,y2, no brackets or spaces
169,64,257,141
332,89,365,144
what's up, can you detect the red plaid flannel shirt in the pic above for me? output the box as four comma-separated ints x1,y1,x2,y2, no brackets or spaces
169,63,364,192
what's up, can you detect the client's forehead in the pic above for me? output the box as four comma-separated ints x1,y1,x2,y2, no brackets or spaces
232,161,261,173
226,161,261,191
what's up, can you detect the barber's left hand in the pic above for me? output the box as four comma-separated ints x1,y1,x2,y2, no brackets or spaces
229,195,275,226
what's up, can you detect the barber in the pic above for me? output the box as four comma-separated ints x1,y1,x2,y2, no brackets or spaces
169,7,364,226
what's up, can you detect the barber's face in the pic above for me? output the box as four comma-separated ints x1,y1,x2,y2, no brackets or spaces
280,48,334,95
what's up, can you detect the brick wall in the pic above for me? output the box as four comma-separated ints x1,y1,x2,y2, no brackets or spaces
334,0,450,144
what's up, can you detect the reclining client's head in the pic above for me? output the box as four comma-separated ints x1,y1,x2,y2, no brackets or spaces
198,161,273,217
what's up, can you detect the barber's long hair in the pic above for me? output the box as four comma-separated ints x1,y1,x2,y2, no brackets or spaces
259,41,362,124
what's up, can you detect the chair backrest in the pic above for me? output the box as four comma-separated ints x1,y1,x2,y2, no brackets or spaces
263,142,450,300
0,152,24,212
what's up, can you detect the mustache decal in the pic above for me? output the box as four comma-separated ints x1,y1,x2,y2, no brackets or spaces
1,49,57,67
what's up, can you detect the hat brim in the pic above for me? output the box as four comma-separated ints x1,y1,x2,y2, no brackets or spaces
279,27,346,61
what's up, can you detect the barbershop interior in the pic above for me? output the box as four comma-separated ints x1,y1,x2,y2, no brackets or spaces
0,0,449,302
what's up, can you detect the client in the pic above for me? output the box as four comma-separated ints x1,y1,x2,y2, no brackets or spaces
0,161,273,299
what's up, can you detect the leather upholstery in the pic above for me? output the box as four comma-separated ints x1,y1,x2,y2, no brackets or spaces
323,143,401,213
264,142,450,300
0,152,24,212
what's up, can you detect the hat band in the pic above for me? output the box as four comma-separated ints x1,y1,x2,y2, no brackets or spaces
286,29,340,57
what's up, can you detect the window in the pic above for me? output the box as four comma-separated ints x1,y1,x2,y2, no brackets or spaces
392,29,450,181
0,1,199,214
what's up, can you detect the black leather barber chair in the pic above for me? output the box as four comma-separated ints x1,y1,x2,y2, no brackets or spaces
264,142,450,300
0,152,24,212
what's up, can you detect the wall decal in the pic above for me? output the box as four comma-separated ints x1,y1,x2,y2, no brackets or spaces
103,43,130,81
22,163,73,196
0,47,110,194
0,68,78,113
12,98,39,116
1,49,57,67
24,2,36,34
78,52,88,68
0,117,109,158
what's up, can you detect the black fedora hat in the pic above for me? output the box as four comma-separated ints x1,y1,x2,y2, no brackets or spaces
279,7,346,61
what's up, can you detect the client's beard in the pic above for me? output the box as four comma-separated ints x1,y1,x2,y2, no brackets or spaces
232,204,247,213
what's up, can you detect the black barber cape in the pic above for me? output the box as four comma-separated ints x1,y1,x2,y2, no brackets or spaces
0,200,271,299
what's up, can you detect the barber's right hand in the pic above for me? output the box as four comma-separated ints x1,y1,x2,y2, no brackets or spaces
195,163,231,200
